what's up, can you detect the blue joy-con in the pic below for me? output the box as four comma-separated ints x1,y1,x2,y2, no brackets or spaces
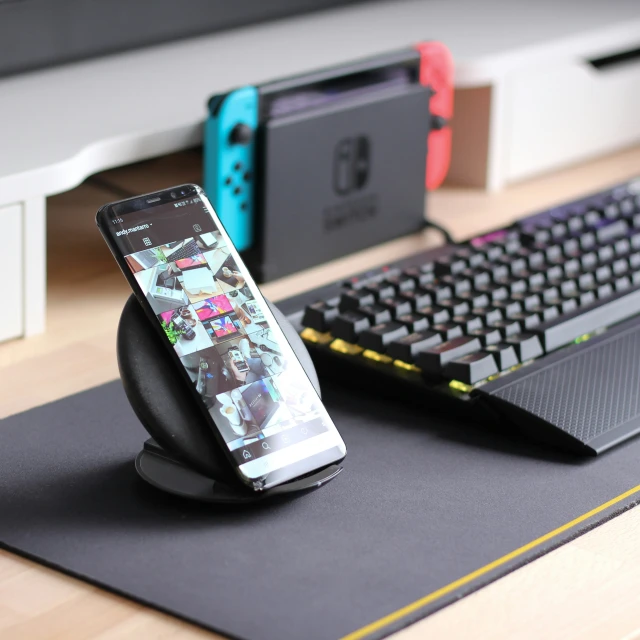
204,86,258,252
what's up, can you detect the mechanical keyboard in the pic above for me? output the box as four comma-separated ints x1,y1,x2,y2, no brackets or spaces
278,178,640,455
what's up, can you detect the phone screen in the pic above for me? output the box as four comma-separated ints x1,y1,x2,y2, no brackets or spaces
98,186,346,490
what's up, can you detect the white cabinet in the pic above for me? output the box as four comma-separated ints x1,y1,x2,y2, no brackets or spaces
0,203,23,342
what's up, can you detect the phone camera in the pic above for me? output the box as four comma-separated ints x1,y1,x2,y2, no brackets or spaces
170,191,177,199
179,189,187,196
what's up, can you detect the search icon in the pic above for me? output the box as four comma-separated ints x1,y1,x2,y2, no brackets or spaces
262,442,271,450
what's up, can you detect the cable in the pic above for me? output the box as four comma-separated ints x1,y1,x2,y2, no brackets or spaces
422,219,454,244
86,175,137,199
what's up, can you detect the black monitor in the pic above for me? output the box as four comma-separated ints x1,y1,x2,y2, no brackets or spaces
0,0,368,78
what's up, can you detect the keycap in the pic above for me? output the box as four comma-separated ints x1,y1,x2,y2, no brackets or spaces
505,333,544,361
612,258,629,275
439,298,470,316
452,314,483,333
359,322,409,352
490,319,522,338
473,307,503,325
418,306,450,325
379,297,413,318
302,301,339,332
598,245,615,263
403,267,435,287
359,304,393,325
384,274,415,292
432,323,464,340
434,256,467,276
595,219,628,243
533,284,640,351
468,327,502,346
423,284,453,302
510,312,541,330
443,352,499,384
400,288,433,309
396,313,429,333
332,311,371,342
364,281,396,300
614,276,631,292
387,331,443,363
493,300,522,318
417,336,482,374
339,289,375,311
484,343,519,370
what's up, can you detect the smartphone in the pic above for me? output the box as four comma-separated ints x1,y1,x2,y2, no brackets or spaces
97,184,346,491
229,347,250,373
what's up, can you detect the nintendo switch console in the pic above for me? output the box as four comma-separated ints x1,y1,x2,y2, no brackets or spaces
203,42,454,279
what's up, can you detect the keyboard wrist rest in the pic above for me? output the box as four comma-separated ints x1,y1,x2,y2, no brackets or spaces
473,316,640,454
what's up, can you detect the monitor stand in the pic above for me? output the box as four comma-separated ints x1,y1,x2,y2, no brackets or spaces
117,294,342,504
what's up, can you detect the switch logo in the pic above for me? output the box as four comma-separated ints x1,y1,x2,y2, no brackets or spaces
333,136,370,195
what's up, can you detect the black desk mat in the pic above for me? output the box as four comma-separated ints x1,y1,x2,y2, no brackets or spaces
1,381,640,640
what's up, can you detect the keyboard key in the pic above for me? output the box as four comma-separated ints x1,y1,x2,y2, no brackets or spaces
403,267,435,287
493,300,522,318
490,319,522,338
584,209,601,226
468,327,502,347
452,314,483,333
339,289,375,311
359,322,409,352
440,276,472,296
459,291,490,308
614,238,631,256
423,284,453,302
387,331,442,363
598,245,615,263
417,336,483,374
400,288,433,309
384,274,416,292
510,312,541,330
443,352,499,384
418,306,450,325
533,284,640,351
484,343,519,370
302,301,339,332
612,258,629,275
379,297,413,318
614,276,631,292
332,311,371,342
473,307,503,326
596,282,614,300
563,258,581,277
595,219,628,243
359,304,393,325
396,313,430,333
434,256,467,276
439,298,470,316
364,281,396,300
579,290,596,306
505,333,544,361
432,323,464,340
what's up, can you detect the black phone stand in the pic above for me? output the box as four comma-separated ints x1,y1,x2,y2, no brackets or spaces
117,294,342,505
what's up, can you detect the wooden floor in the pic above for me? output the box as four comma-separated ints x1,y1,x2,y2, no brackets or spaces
1,146,640,639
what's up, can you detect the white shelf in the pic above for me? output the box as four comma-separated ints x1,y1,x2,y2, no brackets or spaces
1,0,639,341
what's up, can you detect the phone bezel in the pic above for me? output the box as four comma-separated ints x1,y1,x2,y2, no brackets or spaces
96,184,346,491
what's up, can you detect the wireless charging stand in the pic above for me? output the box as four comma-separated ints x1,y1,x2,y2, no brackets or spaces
117,294,342,504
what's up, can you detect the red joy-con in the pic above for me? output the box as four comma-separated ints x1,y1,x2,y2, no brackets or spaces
414,41,455,190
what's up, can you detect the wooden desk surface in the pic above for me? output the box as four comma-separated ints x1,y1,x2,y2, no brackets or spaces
2,147,640,639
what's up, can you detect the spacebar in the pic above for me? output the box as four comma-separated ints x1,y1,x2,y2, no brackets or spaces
534,285,640,352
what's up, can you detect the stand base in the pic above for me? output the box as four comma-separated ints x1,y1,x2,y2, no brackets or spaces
136,439,343,504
